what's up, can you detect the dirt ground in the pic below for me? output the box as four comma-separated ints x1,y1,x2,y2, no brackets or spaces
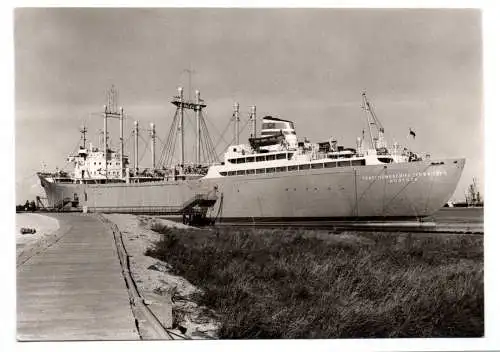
103,214,220,339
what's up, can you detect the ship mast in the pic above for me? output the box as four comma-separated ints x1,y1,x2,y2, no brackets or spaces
102,85,125,179
250,105,257,138
80,126,88,149
120,107,124,178
134,120,139,174
233,102,240,145
195,90,201,165
179,87,185,167
171,87,207,168
150,123,156,169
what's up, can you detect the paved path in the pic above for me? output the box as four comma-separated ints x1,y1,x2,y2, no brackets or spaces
17,214,139,341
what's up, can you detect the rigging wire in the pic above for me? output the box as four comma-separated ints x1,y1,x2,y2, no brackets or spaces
164,113,181,168
203,110,226,142
60,135,86,171
212,116,233,151
200,116,219,163
216,118,250,159
158,109,179,167
137,133,151,166
164,115,180,167
122,131,134,149
201,110,234,157
156,135,166,149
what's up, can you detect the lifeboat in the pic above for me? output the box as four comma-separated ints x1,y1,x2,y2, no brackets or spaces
249,132,285,149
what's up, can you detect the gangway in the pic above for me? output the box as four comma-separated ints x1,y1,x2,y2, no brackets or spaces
85,193,218,224
36,196,48,210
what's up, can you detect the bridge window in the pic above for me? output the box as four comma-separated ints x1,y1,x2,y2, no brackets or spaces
228,159,236,164
266,154,276,161
276,153,287,160
237,170,246,175
377,158,393,163
276,166,287,172
263,121,293,130
256,156,266,162
246,169,256,175
339,161,351,167
266,167,276,173
256,168,265,174
299,164,310,170
262,122,277,129
324,162,337,168
288,165,298,171
237,158,245,164
246,156,255,163
311,163,324,169
220,171,228,176
228,171,236,176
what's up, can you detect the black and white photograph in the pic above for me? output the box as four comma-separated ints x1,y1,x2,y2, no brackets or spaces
7,3,498,351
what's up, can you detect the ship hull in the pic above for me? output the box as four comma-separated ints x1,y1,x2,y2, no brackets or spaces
202,157,465,221
37,177,205,213
38,158,465,220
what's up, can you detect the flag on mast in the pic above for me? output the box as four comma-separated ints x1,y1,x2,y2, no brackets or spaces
409,128,416,139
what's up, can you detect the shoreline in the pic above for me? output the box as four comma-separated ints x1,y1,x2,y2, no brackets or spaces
16,213,61,266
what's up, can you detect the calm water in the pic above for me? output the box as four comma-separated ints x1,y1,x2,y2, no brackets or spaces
430,207,484,224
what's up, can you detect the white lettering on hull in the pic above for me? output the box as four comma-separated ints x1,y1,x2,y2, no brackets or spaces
361,170,448,184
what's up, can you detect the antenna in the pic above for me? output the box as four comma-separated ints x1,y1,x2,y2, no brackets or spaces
106,84,119,114
183,68,195,101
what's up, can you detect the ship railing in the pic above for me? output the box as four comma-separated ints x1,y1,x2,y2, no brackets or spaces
86,193,218,216
87,205,208,215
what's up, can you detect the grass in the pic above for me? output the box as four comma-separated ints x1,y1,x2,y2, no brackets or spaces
145,225,483,339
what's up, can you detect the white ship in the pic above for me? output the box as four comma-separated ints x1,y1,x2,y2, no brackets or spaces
38,87,465,223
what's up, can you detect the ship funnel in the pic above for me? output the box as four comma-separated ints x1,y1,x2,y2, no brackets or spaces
261,116,298,150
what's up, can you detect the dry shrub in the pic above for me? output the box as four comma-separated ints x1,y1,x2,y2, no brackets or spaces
146,227,483,339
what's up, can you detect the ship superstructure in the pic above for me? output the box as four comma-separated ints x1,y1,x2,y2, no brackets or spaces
37,86,465,222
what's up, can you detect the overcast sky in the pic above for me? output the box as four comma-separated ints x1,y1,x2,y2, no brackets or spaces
14,8,483,203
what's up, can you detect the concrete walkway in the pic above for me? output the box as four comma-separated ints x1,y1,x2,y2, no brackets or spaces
17,214,139,341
